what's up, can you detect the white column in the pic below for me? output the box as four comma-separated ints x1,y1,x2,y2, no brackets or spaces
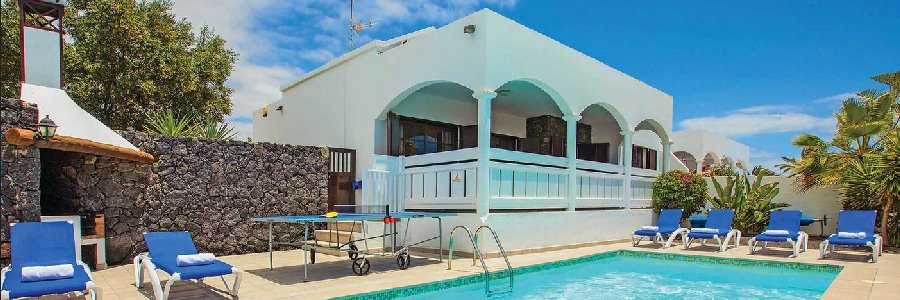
563,114,582,211
474,90,497,219
661,141,673,172
621,130,634,210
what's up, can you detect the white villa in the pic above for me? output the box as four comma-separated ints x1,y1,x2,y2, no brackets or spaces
671,129,750,172
253,9,748,252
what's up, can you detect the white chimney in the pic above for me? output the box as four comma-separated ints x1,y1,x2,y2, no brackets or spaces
18,0,67,91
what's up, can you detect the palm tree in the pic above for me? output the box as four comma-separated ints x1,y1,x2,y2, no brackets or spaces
780,71,899,245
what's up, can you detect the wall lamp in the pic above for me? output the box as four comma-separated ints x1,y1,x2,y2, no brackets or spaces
464,24,476,34
33,115,58,141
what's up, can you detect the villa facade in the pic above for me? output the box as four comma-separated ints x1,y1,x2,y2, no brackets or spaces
253,9,751,252
671,129,750,172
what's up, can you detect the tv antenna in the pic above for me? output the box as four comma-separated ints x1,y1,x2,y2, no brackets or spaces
349,0,377,50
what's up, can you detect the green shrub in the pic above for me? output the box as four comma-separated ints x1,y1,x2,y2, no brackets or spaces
710,174,788,234
652,170,708,220
705,164,738,177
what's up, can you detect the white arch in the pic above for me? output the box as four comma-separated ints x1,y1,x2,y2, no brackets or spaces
376,80,476,120
578,102,630,131
634,118,669,142
495,78,574,116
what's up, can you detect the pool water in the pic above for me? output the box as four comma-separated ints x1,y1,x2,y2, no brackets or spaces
337,251,840,300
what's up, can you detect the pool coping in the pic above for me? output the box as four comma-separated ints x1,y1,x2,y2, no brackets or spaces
330,249,843,299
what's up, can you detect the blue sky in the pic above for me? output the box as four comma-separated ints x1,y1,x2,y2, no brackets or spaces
173,1,900,169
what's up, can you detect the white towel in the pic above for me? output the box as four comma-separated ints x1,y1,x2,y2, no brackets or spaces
837,232,866,239
21,264,75,282
176,253,217,267
691,228,719,234
763,230,789,237
641,226,659,231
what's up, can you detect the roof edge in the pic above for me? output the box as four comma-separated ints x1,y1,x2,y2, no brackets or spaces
280,27,437,92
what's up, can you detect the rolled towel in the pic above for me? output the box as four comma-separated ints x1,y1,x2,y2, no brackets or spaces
763,230,790,237
21,264,75,282
691,228,719,234
641,226,659,231
176,253,217,267
837,232,866,239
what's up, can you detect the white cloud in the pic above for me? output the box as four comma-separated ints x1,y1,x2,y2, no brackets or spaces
813,92,856,104
679,111,835,138
731,105,798,114
173,1,516,139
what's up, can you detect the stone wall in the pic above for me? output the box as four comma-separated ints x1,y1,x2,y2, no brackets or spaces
0,98,41,264
39,132,330,265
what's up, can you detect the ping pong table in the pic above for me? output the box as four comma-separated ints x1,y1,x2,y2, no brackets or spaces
251,209,455,281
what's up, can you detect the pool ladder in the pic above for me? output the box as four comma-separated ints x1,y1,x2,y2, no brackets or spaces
448,225,513,297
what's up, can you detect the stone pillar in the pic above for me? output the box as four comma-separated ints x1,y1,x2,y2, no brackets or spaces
474,90,497,219
621,130,634,210
562,114,581,211
661,141,673,172
1,98,42,266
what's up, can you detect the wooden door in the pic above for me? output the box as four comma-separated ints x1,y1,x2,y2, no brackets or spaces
327,148,356,212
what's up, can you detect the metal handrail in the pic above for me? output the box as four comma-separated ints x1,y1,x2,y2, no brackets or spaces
447,226,493,296
474,225,514,295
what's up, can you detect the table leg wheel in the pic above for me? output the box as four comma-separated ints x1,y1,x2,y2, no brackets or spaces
349,244,359,260
352,258,370,275
397,252,410,270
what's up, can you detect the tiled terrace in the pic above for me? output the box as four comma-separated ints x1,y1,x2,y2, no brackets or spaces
24,240,899,299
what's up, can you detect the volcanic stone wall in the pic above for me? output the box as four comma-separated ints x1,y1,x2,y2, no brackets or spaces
39,132,330,265
0,98,42,265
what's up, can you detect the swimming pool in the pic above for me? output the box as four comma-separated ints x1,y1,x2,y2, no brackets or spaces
333,250,841,300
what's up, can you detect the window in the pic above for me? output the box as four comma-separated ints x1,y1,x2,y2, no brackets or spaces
631,145,657,170
393,115,459,156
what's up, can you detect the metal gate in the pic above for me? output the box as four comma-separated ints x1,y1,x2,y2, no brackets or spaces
328,148,356,212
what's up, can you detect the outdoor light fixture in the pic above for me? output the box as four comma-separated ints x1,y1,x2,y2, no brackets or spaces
464,24,476,34
33,115,58,141
276,105,283,111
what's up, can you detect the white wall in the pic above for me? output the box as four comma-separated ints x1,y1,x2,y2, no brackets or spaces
399,209,652,254
705,176,842,236
254,9,674,179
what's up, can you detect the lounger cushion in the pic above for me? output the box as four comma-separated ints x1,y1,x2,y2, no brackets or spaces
755,232,801,242
1,264,92,298
149,257,235,280
686,231,721,239
143,231,234,280
826,235,876,247
634,209,682,236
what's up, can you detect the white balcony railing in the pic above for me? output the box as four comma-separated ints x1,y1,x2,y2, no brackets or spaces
367,148,661,211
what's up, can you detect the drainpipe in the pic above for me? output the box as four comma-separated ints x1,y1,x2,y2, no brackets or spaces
621,130,634,210
474,90,497,220
661,141,673,172
562,114,582,211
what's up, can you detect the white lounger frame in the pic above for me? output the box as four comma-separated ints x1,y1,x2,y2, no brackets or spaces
134,253,242,300
748,232,809,258
683,229,742,252
1,261,102,300
631,228,687,248
818,234,884,263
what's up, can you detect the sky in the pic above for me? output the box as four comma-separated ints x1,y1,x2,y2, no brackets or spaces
172,0,900,170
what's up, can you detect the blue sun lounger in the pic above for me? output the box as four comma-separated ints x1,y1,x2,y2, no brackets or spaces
134,232,242,300
1,221,102,300
748,210,808,257
819,210,883,263
684,209,741,252
632,209,686,248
